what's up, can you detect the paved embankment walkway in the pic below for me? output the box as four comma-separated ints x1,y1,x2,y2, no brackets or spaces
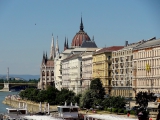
2,94,57,113
79,110,138,119
2,94,139,120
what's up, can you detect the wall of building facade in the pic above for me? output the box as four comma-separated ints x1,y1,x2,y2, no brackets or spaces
69,57,82,94
112,48,133,97
133,39,160,95
40,65,54,90
62,60,69,89
81,53,93,91
92,52,112,94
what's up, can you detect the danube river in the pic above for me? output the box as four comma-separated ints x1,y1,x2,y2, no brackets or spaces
0,91,19,113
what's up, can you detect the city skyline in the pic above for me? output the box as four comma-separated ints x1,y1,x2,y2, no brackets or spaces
0,0,160,75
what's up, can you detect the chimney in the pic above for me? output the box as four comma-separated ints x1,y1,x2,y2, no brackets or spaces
125,41,128,46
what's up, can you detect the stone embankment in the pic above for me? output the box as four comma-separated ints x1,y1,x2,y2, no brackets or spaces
2,95,57,113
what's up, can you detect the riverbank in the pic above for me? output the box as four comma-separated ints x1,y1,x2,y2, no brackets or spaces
2,95,57,113
2,95,139,120
79,109,138,119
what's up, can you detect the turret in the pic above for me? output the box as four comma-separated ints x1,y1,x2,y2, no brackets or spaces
50,34,55,60
67,38,69,49
64,36,67,51
55,36,60,59
80,15,84,31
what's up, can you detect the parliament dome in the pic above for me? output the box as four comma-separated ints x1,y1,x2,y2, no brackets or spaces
71,17,91,48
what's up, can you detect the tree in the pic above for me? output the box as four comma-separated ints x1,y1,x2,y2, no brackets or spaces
135,92,156,108
55,88,75,105
90,78,106,100
37,90,48,102
45,86,59,105
135,92,157,120
80,89,94,109
102,96,126,110
90,78,106,107
79,78,106,109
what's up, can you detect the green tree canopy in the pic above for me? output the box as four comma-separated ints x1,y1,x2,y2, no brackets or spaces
55,88,75,105
80,78,106,109
90,78,106,99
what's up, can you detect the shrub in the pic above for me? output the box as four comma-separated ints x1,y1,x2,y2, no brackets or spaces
112,108,118,113
104,107,108,111
130,110,136,115
107,108,112,112
124,110,127,114
118,109,124,113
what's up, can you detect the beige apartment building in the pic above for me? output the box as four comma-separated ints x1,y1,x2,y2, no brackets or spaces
93,46,124,95
112,40,145,98
133,37,160,96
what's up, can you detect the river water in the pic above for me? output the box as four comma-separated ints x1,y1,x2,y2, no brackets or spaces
0,91,19,113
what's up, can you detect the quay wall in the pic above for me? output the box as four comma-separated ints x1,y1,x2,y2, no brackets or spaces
3,98,57,113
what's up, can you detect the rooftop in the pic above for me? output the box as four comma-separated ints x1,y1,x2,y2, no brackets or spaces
94,46,124,55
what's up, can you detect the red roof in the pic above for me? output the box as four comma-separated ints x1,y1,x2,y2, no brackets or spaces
94,46,124,54
71,31,91,47
46,60,54,67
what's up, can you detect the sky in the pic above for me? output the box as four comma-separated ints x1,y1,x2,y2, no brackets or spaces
0,0,160,75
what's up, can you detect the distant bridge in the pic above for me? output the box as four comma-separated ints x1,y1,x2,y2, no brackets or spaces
0,82,37,91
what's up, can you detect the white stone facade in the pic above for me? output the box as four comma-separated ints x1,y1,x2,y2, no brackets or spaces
112,41,144,97
39,60,54,90
54,56,62,91
133,38,160,95
61,60,69,89
81,52,93,90
68,54,82,94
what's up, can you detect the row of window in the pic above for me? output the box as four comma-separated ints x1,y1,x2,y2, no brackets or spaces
112,49,132,57
134,49,160,59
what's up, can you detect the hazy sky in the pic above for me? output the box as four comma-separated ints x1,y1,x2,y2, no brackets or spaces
0,0,160,75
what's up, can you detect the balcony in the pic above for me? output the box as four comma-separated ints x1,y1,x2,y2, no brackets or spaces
120,63,124,68
120,69,124,74
115,58,119,62
115,75,119,79
120,57,123,62
125,62,129,67
115,64,118,68
112,58,114,63
126,56,129,61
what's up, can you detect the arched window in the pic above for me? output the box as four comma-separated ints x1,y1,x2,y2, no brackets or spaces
42,71,45,76
51,71,54,76
47,71,49,76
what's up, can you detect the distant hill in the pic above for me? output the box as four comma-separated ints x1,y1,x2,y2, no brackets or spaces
0,74,40,81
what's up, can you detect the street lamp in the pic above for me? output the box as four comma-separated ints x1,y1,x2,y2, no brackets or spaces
128,79,131,109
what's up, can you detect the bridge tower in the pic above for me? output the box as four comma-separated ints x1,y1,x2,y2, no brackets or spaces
0,67,9,91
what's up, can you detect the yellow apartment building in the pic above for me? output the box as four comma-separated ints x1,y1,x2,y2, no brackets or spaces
92,46,123,95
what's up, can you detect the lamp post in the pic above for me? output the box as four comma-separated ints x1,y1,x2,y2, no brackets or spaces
129,79,131,110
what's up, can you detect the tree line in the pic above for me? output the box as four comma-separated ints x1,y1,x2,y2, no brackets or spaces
0,79,39,83
18,78,160,119
19,78,127,111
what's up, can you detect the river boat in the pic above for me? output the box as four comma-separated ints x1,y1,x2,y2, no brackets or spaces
21,102,80,120
57,104,79,119
3,107,28,119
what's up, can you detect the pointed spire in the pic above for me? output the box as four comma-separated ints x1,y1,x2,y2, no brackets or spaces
64,36,66,51
55,36,60,58
67,38,69,49
46,51,48,59
50,33,55,60
43,51,45,59
92,36,94,41
80,15,84,31
56,36,59,52
42,51,46,64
